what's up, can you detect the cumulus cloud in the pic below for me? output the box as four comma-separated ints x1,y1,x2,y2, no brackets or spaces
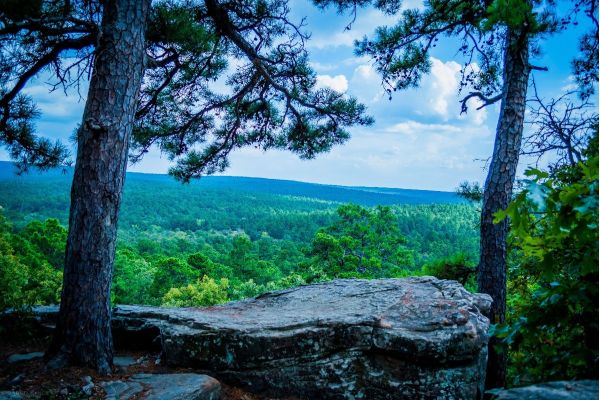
316,74,349,92
349,57,489,126
428,58,461,118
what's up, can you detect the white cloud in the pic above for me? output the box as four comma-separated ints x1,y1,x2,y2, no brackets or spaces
385,121,462,137
560,75,578,92
316,74,349,92
348,57,489,126
308,31,361,50
349,64,387,103
428,58,461,118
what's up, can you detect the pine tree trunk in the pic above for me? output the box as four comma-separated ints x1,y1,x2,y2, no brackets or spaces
46,0,150,373
478,28,530,390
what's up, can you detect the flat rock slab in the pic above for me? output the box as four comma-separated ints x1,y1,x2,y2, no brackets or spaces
21,277,492,399
100,374,220,400
134,374,220,400
116,277,491,399
495,380,599,400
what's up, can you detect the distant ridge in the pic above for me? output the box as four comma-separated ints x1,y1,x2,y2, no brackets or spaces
0,160,463,206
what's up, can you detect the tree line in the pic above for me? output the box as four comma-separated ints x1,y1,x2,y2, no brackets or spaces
0,201,480,309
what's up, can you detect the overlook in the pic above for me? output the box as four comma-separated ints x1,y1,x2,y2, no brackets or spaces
0,0,597,399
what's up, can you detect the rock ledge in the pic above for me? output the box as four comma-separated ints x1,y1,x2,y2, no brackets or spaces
21,277,492,399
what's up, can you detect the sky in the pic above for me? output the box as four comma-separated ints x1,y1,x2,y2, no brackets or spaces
1,0,595,191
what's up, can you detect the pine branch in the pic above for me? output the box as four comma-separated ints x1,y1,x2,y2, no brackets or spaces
459,91,503,114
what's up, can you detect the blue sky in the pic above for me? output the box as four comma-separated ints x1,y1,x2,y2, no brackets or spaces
1,0,594,190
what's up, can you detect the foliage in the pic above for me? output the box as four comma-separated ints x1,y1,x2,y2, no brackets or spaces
19,218,67,270
456,181,483,203
162,276,230,307
0,163,481,313
305,204,414,279
113,248,155,305
0,0,372,178
421,252,476,291
0,195,480,310
0,164,482,318
494,144,599,384
0,210,62,311
188,252,234,280
149,257,200,301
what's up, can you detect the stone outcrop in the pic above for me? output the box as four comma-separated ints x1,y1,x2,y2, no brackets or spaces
18,277,492,399
494,380,599,400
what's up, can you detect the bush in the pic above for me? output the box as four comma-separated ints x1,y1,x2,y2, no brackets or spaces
0,212,62,311
149,257,199,300
421,253,476,291
162,276,229,307
495,154,599,385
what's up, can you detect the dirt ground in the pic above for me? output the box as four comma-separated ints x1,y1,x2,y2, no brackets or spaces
0,338,299,400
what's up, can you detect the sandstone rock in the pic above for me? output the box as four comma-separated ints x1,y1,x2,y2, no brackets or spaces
117,277,491,399
494,380,599,400
81,382,94,396
12,277,492,399
114,355,137,367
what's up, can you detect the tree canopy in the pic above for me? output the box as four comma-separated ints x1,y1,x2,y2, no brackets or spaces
0,0,373,179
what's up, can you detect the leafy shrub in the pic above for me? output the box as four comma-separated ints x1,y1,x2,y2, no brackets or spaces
421,253,476,291
495,151,599,385
149,257,199,300
162,276,229,307
0,211,62,311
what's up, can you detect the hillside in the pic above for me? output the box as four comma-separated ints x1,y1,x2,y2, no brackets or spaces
0,161,462,206
0,160,467,242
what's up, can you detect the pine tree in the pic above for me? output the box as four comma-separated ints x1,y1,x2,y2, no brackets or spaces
0,0,372,373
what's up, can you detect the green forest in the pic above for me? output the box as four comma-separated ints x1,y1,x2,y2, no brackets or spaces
0,161,480,309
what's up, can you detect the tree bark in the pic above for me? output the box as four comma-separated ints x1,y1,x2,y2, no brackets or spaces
46,0,150,373
478,27,530,390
